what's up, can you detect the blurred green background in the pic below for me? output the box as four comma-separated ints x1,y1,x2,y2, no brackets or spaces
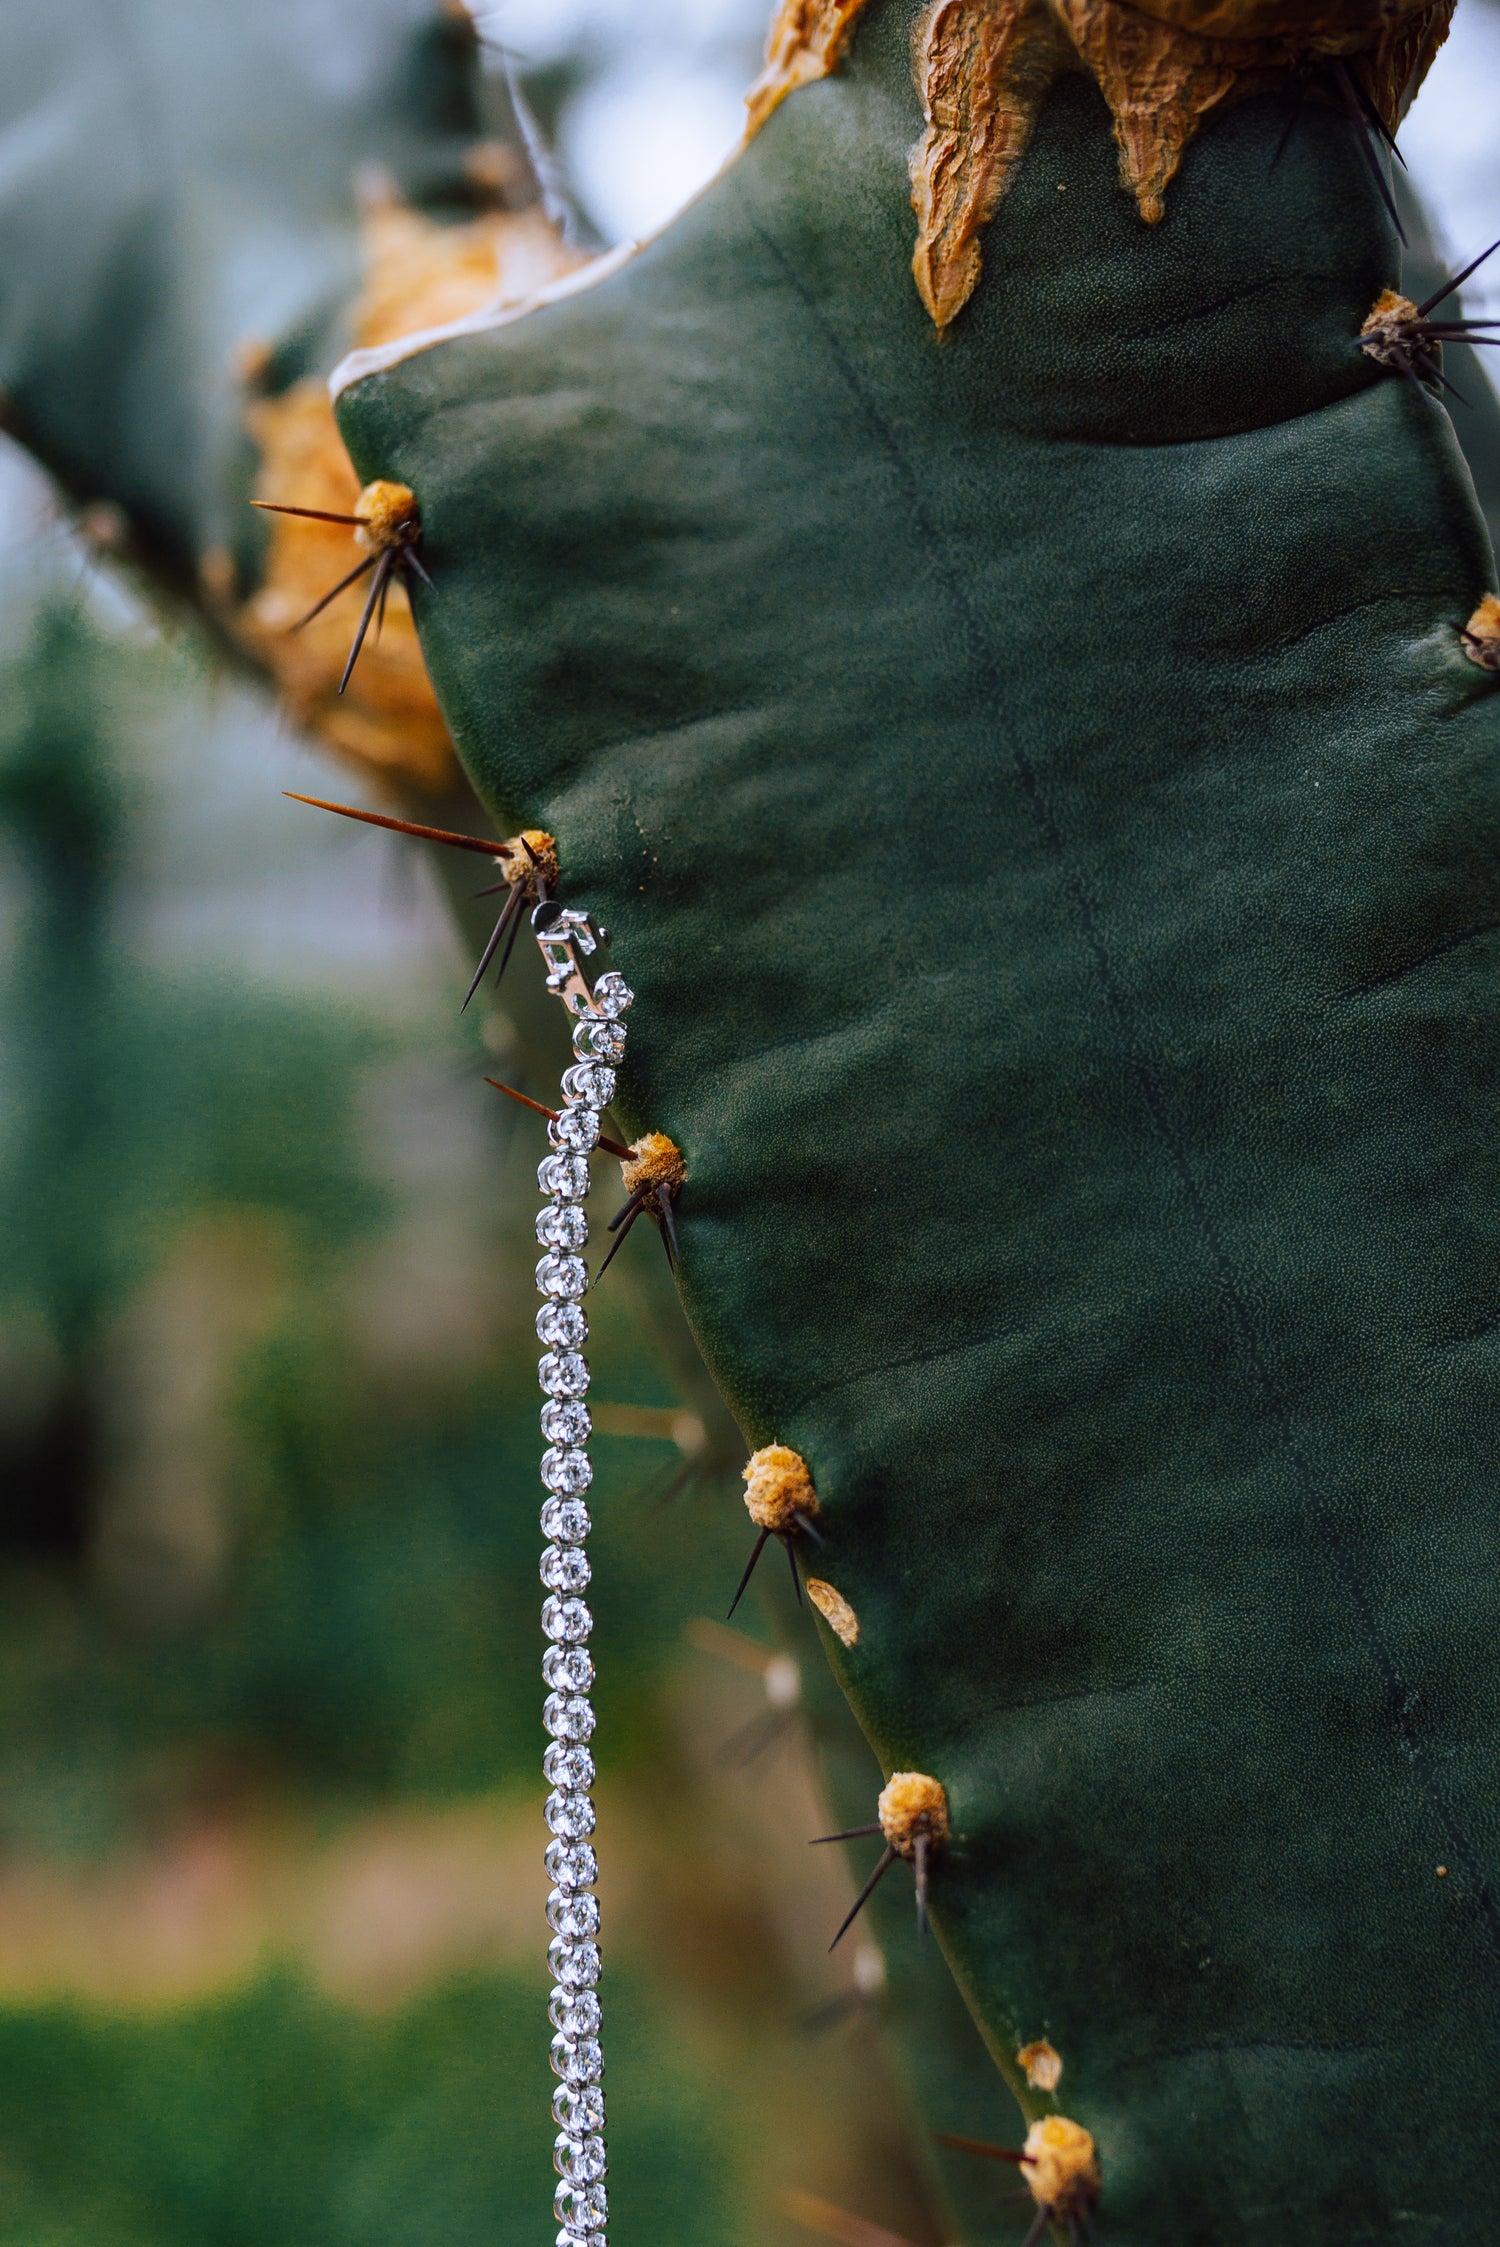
0,4,1497,2243
0,547,952,2244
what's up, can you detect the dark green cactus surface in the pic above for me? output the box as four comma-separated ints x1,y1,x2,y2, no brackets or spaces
335,5,1500,2236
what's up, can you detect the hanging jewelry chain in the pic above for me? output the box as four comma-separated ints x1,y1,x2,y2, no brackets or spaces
531,899,634,2247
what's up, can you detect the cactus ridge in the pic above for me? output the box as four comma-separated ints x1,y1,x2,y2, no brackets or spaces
330,1,1500,2235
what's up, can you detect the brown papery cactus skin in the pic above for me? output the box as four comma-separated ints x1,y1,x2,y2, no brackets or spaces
751,0,1452,324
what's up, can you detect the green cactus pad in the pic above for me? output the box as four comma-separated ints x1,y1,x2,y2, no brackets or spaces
334,9,1500,2240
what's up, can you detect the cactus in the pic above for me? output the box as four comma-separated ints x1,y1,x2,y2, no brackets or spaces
328,1,1500,2234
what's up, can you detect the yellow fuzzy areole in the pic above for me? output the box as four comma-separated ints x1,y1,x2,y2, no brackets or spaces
877,1771,949,1856
1020,2114,1101,2214
621,1132,687,1199
742,1444,819,1532
498,830,560,897
1017,2037,1064,2091
354,480,422,553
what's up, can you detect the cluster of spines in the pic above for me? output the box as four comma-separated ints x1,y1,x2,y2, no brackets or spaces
253,479,430,692
1271,53,1413,242
1359,237,1500,407
934,2117,1102,2247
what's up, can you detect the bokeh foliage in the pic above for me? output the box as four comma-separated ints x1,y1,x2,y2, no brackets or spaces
0,595,767,2243
0,1971,735,2247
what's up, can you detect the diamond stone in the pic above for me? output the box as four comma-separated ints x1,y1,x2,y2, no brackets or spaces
541,1399,591,1448
544,1838,598,1889
541,1545,592,1597
543,1647,594,1695
536,1253,588,1302
539,1153,590,1201
561,1061,616,1108
549,1935,602,1990
544,1693,595,1743
537,1300,588,1349
545,1789,596,1840
555,2180,607,2230
555,2132,608,2185
540,1443,593,1494
549,1986,602,2038
573,1016,627,1063
547,1886,601,1938
542,1446,593,1496
553,2085,606,2135
539,1351,590,1399
544,1742,595,1791
550,2034,603,2087
537,1203,589,1252
541,1596,592,1646
549,1102,601,1155
590,973,634,1019
540,1497,591,1545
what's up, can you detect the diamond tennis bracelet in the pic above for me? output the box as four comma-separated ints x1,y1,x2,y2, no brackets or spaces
530,900,634,2247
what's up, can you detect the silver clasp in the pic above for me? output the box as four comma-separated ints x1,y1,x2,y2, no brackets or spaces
535,906,601,1017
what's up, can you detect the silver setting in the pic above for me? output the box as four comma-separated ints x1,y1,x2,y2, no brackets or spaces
544,1693,595,1742
540,1545,592,1595
543,1744,597,1792
553,2085,605,2134
541,1402,592,1450
540,1496,592,1543
545,1836,597,1887
537,1301,588,1349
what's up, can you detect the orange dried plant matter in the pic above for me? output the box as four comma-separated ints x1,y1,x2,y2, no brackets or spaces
620,1132,687,1200
806,1578,861,1645
235,194,585,791
1461,593,1500,672
747,0,877,129
749,0,1454,327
